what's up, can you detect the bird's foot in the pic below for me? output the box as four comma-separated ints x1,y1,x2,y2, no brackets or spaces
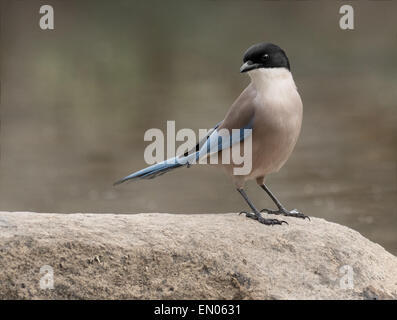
260,208,310,220
239,211,288,225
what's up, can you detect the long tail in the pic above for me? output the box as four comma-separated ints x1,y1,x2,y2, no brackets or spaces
114,122,223,186
113,154,195,186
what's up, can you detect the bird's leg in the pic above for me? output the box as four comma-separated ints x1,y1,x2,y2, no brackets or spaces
237,188,287,225
259,184,310,220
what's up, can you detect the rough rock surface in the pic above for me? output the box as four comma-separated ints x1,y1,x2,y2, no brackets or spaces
0,211,396,299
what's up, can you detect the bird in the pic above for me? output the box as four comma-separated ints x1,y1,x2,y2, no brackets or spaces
114,42,309,225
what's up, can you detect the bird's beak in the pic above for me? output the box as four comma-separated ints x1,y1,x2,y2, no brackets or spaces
240,60,262,73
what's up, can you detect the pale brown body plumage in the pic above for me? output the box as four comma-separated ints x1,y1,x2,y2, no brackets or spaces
217,68,303,189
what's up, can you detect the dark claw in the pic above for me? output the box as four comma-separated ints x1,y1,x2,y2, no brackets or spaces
241,211,287,226
244,212,257,220
258,217,288,226
261,208,310,221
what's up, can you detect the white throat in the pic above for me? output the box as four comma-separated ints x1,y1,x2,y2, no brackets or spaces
248,68,296,93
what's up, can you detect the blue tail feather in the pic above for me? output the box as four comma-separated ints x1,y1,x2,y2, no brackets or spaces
113,155,191,185
114,120,252,186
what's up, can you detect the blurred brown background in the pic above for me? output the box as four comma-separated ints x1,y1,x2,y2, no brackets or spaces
1,1,396,253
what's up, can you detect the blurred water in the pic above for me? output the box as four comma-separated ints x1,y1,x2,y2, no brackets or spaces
1,1,396,254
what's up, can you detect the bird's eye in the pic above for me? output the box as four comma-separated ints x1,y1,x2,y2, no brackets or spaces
262,54,269,60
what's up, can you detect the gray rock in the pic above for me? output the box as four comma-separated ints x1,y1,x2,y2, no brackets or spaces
0,211,396,299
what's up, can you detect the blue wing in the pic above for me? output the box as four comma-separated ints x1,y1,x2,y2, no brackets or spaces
192,118,253,163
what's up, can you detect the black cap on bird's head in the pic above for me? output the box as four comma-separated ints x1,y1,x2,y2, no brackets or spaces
240,43,290,73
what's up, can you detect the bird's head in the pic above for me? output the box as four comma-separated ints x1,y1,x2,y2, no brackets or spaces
240,43,290,73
